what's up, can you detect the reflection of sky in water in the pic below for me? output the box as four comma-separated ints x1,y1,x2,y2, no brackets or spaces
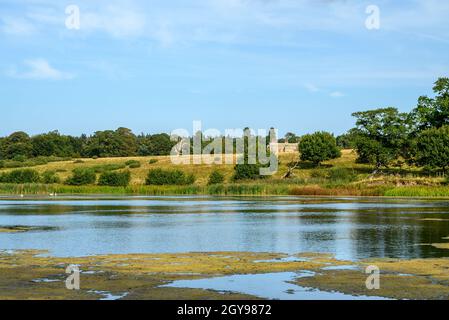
0,196,449,259
163,272,389,300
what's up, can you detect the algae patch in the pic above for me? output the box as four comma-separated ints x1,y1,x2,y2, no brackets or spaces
295,257,449,300
0,250,350,300
2,250,449,300
0,225,57,233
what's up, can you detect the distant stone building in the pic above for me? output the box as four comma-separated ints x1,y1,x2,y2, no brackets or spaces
269,142,299,154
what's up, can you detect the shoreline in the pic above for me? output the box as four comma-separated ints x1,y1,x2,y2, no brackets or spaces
0,183,449,199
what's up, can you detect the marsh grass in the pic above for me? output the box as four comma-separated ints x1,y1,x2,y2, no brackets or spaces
384,186,449,198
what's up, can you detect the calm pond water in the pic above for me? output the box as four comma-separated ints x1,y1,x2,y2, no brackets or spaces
1,195,449,260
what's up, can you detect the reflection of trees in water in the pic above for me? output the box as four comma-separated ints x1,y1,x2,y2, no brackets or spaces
350,207,449,259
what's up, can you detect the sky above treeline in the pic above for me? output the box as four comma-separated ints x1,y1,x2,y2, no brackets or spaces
1,0,449,137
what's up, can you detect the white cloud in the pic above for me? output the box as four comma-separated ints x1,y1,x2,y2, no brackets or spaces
8,59,74,80
81,5,146,38
304,83,320,93
1,17,36,35
330,91,345,98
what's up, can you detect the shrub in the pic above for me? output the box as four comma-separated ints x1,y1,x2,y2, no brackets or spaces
208,170,225,185
148,159,158,164
65,168,97,185
0,169,41,183
98,170,131,187
299,132,341,166
41,170,61,184
0,161,4,169
233,164,264,181
125,160,141,168
73,160,84,164
13,155,26,162
145,169,195,185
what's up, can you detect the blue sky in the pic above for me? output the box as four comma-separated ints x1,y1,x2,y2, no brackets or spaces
1,0,449,137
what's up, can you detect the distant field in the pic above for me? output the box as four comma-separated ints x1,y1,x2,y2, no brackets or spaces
0,150,448,197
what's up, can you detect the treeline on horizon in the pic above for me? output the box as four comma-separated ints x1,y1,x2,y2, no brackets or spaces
0,129,177,161
1,77,448,173
0,127,274,162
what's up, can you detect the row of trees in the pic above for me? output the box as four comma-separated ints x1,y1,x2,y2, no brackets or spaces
0,129,176,160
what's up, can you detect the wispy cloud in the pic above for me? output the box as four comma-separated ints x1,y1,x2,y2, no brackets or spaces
81,5,146,38
7,59,74,80
304,83,320,93
330,91,345,98
1,17,36,36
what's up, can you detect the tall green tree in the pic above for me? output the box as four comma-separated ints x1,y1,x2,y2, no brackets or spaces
137,133,175,156
415,125,449,172
299,131,341,166
351,108,410,169
411,77,449,131
84,128,137,157
31,131,78,157
0,132,33,159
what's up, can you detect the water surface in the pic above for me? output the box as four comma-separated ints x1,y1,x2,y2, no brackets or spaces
1,196,449,261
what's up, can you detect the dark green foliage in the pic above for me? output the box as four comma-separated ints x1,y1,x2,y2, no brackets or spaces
65,168,97,186
148,159,158,164
98,170,131,187
137,133,176,156
279,132,300,143
233,164,265,181
411,78,449,131
299,132,341,166
351,108,410,169
125,160,141,168
336,129,359,149
145,169,195,185
31,131,80,158
208,170,225,185
83,128,138,158
41,170,61,184
415,126,449,172
0,132,33,159
0,169,41,183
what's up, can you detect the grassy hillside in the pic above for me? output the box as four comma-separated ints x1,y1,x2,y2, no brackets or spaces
0,150,448,197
